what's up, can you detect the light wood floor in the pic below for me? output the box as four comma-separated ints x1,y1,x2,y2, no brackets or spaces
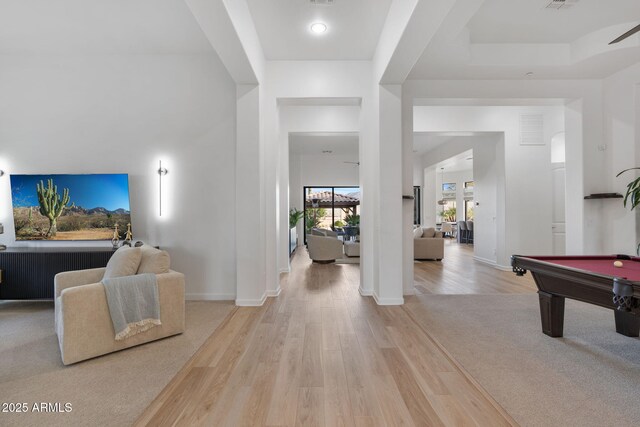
136,245,525,426
414,240,536,295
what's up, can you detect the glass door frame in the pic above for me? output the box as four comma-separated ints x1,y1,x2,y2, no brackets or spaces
303,186,360,244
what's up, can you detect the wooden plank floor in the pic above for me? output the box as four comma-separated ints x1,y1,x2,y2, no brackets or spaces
136,245,523,426
414,240,536,295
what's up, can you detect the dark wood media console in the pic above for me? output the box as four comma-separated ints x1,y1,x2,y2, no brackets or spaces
0,247,116,300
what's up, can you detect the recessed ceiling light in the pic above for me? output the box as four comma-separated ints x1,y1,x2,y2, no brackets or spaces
322,150,332,153
525,71,534,77
310,22,327,34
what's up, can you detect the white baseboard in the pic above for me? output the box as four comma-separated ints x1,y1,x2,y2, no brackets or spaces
473,255,511,271
266,287,281,297
186,293,235,301
372,292,404,306
358,286,373,296
235,292,267,306
403,287,416,296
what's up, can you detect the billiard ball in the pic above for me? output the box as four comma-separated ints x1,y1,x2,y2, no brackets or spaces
613,260,623,268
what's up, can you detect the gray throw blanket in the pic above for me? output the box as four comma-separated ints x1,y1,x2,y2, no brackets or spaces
102,273,161,341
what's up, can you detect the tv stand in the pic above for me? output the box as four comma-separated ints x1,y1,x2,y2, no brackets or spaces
0,247,115,300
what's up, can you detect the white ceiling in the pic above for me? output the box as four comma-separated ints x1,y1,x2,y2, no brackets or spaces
409,0,640,80
468,0,640,44
413,132,498,155
289,132,359,155
246,0,391,60
436,150,474,173
0,0,213,54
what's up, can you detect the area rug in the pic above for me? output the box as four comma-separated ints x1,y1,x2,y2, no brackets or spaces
404,294,640,427
0,300,235,427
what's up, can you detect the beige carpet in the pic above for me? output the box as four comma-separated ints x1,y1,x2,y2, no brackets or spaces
405,294,640,427
0,300,234,427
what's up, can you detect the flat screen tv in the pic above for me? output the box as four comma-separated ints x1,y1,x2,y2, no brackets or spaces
10,174,131,241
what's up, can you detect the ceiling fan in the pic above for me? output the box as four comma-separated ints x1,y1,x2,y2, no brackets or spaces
343,161,360,166
609,23,640,45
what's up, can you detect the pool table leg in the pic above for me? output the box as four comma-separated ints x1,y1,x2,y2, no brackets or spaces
614,310,640,337
538,291,565,337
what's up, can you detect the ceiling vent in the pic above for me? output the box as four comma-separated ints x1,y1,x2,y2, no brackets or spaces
520,114,545,146
310,0,334,5
546,0,579,10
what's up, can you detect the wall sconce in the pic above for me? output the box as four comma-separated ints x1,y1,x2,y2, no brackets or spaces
0,170,4,177
158,161,168,216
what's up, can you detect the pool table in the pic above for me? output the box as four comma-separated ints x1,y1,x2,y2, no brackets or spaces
511,255,640,338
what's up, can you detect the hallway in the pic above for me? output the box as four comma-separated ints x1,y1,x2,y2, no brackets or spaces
136,249,517,426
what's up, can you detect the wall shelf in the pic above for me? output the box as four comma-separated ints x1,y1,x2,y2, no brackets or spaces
584,193,623,200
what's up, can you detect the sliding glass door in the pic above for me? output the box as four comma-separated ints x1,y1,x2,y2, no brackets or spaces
303,186,360,243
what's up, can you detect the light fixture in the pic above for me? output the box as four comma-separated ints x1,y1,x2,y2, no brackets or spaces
310,22,327,34
0,170,4,177
322,150,333,154
525,71,534,77
158,160,168,216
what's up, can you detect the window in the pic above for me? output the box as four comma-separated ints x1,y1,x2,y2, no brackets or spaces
439,201,456,223
464,181,474,221
303,186,360,243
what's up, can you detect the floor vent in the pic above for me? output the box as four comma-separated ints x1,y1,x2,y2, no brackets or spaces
520,114,545,146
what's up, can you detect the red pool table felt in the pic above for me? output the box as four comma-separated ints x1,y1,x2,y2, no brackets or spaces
526,256,640,282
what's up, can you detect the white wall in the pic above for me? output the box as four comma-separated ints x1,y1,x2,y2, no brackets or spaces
414,106,565,266
602,62,640,255
404,79,608,258
0,53,237,299
418,134,503,265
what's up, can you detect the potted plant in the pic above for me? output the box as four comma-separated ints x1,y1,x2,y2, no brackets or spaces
617,167,640,255
289,208,304,255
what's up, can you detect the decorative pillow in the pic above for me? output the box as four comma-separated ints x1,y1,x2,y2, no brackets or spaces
413,227,423,239
137,244,171,275
103,246,143,279
422,227,436,238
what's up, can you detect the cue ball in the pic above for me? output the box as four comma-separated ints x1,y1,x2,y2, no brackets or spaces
613,260,623,268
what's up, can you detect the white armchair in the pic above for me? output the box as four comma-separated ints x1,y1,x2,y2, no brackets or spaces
54,267,185,365
307,234,344,263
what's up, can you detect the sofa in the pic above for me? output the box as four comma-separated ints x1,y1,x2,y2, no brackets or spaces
307,228,343,262
54,245,185,365
414,227,445,260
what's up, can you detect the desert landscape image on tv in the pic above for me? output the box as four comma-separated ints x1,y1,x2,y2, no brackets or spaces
10,174,131,241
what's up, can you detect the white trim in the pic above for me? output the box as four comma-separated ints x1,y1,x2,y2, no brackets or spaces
373,292,404,306
473,255,511,271
403,286,416,296
186,293,235,301
473,255,497,266
235,292,267,306
266,287,282,297
279,267,290,274
358,286,373,296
